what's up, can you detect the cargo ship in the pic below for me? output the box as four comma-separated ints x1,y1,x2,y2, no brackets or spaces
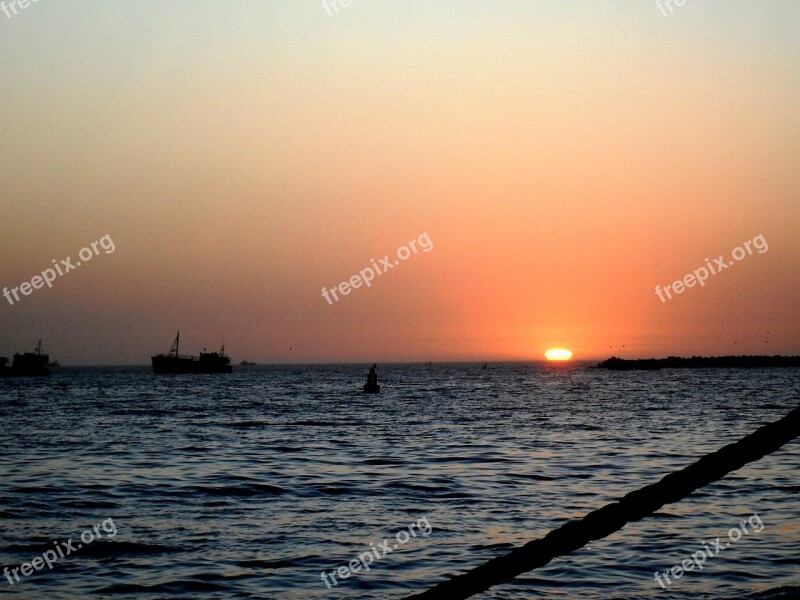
151,331,232,374
0,340,52,377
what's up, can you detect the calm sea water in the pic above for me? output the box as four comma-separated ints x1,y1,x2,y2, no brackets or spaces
0,363,798,599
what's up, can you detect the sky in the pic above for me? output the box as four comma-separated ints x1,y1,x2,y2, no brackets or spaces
1,1,798,365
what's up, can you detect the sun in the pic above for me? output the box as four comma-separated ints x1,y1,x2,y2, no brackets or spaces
545,348,573,361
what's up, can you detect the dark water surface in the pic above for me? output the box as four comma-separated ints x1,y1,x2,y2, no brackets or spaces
1,363,798,599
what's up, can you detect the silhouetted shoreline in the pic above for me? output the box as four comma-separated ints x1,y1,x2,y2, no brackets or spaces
597,355,800,370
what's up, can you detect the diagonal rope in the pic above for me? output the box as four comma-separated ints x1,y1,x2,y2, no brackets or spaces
406,403,800,600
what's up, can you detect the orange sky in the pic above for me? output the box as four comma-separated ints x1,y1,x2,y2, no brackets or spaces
1,2,798,364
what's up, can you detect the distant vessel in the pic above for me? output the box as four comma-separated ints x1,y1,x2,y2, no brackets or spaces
240,360,257,366
363,363,380,393
151,331,232,374
0,340,52,377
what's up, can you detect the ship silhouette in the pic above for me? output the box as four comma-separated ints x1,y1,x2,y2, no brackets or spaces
0,340,52,377
151,331,232,374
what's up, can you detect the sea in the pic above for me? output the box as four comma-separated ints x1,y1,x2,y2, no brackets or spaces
1,363,798,599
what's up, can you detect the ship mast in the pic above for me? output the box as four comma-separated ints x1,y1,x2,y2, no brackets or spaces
168,331,181,357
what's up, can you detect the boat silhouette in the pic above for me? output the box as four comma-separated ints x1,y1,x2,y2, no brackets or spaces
151,331,232,374
0,340,52,377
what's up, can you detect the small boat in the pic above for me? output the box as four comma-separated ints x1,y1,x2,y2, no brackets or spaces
152,331,232,374
1,340,52,377
363,363,380,393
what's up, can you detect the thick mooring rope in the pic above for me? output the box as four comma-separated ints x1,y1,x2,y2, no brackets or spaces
406,403,800,600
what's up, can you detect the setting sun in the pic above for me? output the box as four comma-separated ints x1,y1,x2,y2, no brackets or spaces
545,349,573,361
